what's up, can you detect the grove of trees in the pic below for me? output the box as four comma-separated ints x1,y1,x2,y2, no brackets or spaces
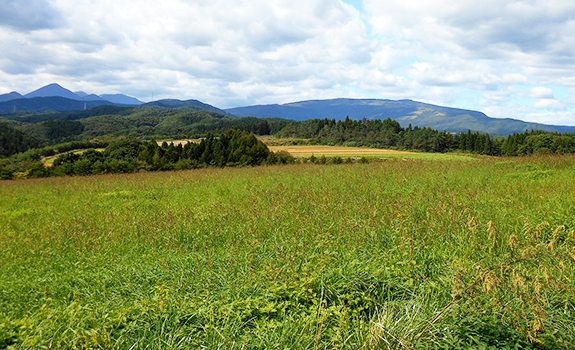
278,117,575,156
49,129,292,177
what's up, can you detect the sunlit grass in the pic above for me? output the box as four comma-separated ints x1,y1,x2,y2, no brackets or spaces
269,144,477,161
1,155,574,349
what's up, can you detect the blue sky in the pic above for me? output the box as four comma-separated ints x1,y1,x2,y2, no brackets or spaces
1,0,575,126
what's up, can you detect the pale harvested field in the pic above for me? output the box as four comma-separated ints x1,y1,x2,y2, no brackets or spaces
156,139,201,146
42,148,105,167
268,145,412,156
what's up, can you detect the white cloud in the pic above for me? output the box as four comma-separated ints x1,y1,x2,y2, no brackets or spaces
362,0,575,125
0,0,380,106
529,87,555,99
523,110,575,126
534,99,564,110
480,87,518,105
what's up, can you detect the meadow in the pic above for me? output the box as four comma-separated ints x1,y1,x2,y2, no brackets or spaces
268,145,413,157
1,155,574,349
267,145,476,161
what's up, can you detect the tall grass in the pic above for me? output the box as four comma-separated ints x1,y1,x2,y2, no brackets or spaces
1,155,574,349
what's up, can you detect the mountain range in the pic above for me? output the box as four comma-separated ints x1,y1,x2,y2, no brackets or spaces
0,84,234,116
0,83,144,107
1,83,575,135
227,99,575,135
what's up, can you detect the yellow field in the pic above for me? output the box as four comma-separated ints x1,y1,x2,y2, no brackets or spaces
156,139,201,146
269,145,478,161
42,148,105,167
268,145,412,156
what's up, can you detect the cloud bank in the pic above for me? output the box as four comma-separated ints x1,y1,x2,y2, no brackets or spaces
0,0,574,125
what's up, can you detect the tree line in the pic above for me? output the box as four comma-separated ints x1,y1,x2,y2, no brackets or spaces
277,117,575,156
2,129,293,179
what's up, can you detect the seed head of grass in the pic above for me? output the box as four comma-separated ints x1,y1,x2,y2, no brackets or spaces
487,221,498,249
482,271,499,294
508,234,519,251
511,269,526,291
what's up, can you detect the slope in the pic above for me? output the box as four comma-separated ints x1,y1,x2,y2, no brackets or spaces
15,108,284,144
142,99,231,115
0,97,122,114
227,98,575,135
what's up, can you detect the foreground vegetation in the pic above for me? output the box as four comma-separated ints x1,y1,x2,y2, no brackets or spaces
1,155,574,349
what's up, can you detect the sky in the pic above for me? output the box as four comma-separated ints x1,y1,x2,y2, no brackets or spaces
1,0,575,126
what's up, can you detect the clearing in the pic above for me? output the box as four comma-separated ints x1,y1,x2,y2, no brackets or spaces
269,144,476,160
268,145,411,156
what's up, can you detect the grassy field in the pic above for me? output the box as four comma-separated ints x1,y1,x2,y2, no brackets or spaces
268,145,412,156
268,145,476,161
1,156,574,349
153,137,475,161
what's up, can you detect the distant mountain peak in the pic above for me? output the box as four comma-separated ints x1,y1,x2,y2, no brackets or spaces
0,83,145,113
0,91,23,102
100,94,143,105
25,83,80,100
13,83,144,106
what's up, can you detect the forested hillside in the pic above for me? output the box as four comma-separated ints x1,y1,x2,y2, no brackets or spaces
0,122,42,157
3,107,287,146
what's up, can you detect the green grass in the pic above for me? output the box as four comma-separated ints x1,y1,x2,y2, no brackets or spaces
1,156,574,349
